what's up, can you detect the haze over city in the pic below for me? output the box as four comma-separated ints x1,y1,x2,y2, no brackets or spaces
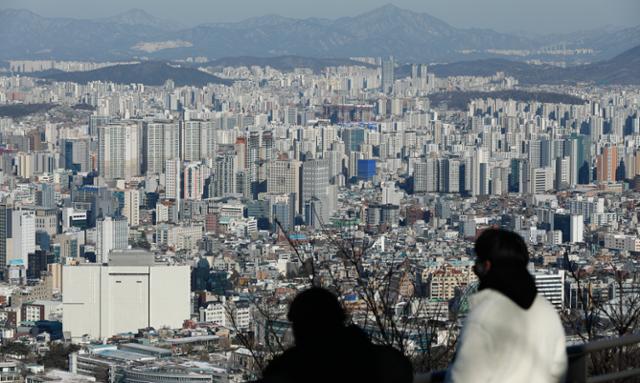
3,0,640,34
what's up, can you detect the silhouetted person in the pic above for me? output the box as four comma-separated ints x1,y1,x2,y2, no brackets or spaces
445,228,567,382
260,287,412,383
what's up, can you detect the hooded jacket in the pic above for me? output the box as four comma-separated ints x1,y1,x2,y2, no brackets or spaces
445,287,567,383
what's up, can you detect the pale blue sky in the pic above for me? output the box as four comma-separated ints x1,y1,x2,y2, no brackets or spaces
1,0,638,34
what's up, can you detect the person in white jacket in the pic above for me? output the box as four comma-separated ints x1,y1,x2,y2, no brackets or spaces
445,228,567,383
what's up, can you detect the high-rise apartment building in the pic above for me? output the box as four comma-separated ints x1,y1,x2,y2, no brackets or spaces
96,216,129,264
596,145,618,183
381,56,395,94
123,189,140,227
98,123,140,180
143,121,179,175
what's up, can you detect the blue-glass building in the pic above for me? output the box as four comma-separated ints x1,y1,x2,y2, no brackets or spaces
357,159,376,180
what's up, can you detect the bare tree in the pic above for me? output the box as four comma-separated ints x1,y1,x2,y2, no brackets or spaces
563,251,640,377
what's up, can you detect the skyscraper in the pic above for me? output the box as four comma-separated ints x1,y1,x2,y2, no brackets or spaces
98,123,140,180
181,120,202,162
144,121,179,175
213,153,236,198
123,189,140,227
96,216,129,264
268,158,301,213
0,204,7,278
596,145,618,183
11,209,35,268
302,158,331,224
381,56,395,94
164,159,181,202
183,162,205,200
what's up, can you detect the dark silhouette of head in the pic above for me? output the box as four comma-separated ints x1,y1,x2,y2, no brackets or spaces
474,228,529,279
287,287,346,346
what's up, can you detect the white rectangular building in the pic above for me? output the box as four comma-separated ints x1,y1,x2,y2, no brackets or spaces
62,250,190,342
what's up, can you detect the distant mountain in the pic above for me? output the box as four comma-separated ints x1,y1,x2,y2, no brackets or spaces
204,56,376,73
37,61,232,86
1,5,636,64
532,25,640,61
0,9,167,61
426,44,640,85
173,4,533,62
97,9,185,31
427,90,585,110
0,5,532,62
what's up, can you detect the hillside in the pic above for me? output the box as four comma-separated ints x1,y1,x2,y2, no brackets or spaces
39,61,232,87
205,56,375,73
425,44,640,85
427,90,586,110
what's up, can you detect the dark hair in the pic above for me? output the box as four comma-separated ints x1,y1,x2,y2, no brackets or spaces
474,228,529,268
287,287,346,328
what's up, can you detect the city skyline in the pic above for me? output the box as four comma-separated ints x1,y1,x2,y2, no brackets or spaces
2,0,639,34
0,1,639,382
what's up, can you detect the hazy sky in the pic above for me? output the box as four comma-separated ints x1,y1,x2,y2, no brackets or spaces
2,0,638,34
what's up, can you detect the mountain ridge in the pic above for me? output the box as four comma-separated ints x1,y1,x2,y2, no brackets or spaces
2,5,637,63
37,61,232,87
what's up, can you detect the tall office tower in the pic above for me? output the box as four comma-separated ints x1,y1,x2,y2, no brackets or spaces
60,138,90,173
268,159,302,213
572,135,592,185
270,193,296,232
381,56,394,94
596,145,618,183
11,209,35,268
507,160,521,193
470,149,487,196
36,183,55,209
213,153,236,198
98,123,140,180
342,127,366,154
96,216,129,264
528,139,542,169
529,167,554,194
247,131,261,194
540,138,552,168
63,250,190,341
181,120,202,162
570,215,584,243
0,204,7,277
302,158,331,224
183,162,205,200
123,189,140,227
144,121,179,174
411,64,418,80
